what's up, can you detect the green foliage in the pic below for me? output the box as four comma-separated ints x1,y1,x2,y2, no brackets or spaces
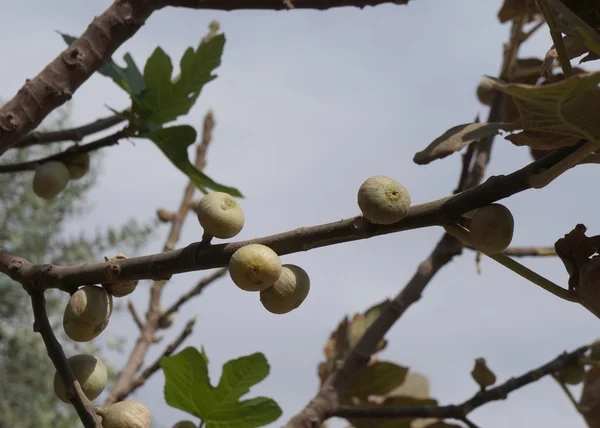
134,35,224,126
161,347,282,428
142,126,242,197
58,25,241,197
345,362,408,400
0,105,154,428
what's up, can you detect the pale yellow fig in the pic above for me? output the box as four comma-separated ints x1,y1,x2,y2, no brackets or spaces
32,161,70,199
229,244,282,292
63,285,113,342
102,253,139,298
172,421,197,428
65,152,90,180
196,192,245,239
53,354,107,403
98,400,151,428
260,264,310,314
468,204,514,254
357,176,411,225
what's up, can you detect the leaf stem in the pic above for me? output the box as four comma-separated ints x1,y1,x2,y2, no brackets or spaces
552,373,582,414
443,223,577,302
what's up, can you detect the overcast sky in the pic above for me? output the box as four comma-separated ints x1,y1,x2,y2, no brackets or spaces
2,1,600,427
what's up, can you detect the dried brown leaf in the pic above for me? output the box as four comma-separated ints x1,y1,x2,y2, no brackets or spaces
414,123,509,165
554,224,600,290
541,35,591,77
497,0,539,23
580,367,600,427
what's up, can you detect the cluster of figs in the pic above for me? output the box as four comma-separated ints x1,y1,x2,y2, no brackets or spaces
51,175,514,428
31,152,90,199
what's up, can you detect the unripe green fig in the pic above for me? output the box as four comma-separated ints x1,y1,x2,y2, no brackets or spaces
260,264,310,314
357,176,411,225
229,244,282,292
53,354,107,403
468,204,514,254
476,78,498,106
99,400,151,428
63,285,113,342
102,253,139,298
65,152,90,180
32,161,70,199
172,421,197,428
558,361,585,385
471,358,496,390
196,192,245,239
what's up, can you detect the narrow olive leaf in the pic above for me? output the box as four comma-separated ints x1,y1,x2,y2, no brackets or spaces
141,125,243,197
161,347,282,428
413,123,510,165
486,72,600,145
58,31,145,96
540,0,600,59
134,35,225,126
344,362,409,401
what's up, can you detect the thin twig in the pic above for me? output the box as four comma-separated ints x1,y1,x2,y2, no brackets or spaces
14,113,126,149
162,268,228,318
332,346,589,422
116,318,196,401
0,130,127,173
105,110,216,405
520,20,545,43
501,246,556,257
29,292,102,428
127,300,144,331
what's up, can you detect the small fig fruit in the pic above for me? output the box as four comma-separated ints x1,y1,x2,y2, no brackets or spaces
468,203,514,254
172,422,197,428
102,253,139,298
196,192,245,239
229,244,282,292
63,285,113,342
157,208,176,223
158,308,174,329
471,358,496,390
65,152,90,180
32,161,70,199
558,361,585,385
357,176,411,225
476,78,498,106
53,354,108,403
260,264,310,314
99,400,152,428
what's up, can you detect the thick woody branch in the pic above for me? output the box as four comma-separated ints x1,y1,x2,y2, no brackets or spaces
333,345,589,421
0,140,585,293
0,1,156,156
0,0,409,156
14,113,125,149
30,292,102,428
116,318,196,401
0,129,126,173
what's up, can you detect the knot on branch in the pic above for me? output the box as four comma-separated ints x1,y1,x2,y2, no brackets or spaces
63,47,84,67
0,112,19,131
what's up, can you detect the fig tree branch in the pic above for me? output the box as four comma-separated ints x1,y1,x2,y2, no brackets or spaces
14,112,126,149
286,17,527,427
29,292,103,428
120,317,196,401
0,129,126,173
332,345,589,422
0,0,409,158
127,300,144,331
105,110,215,405
0,139,585,294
